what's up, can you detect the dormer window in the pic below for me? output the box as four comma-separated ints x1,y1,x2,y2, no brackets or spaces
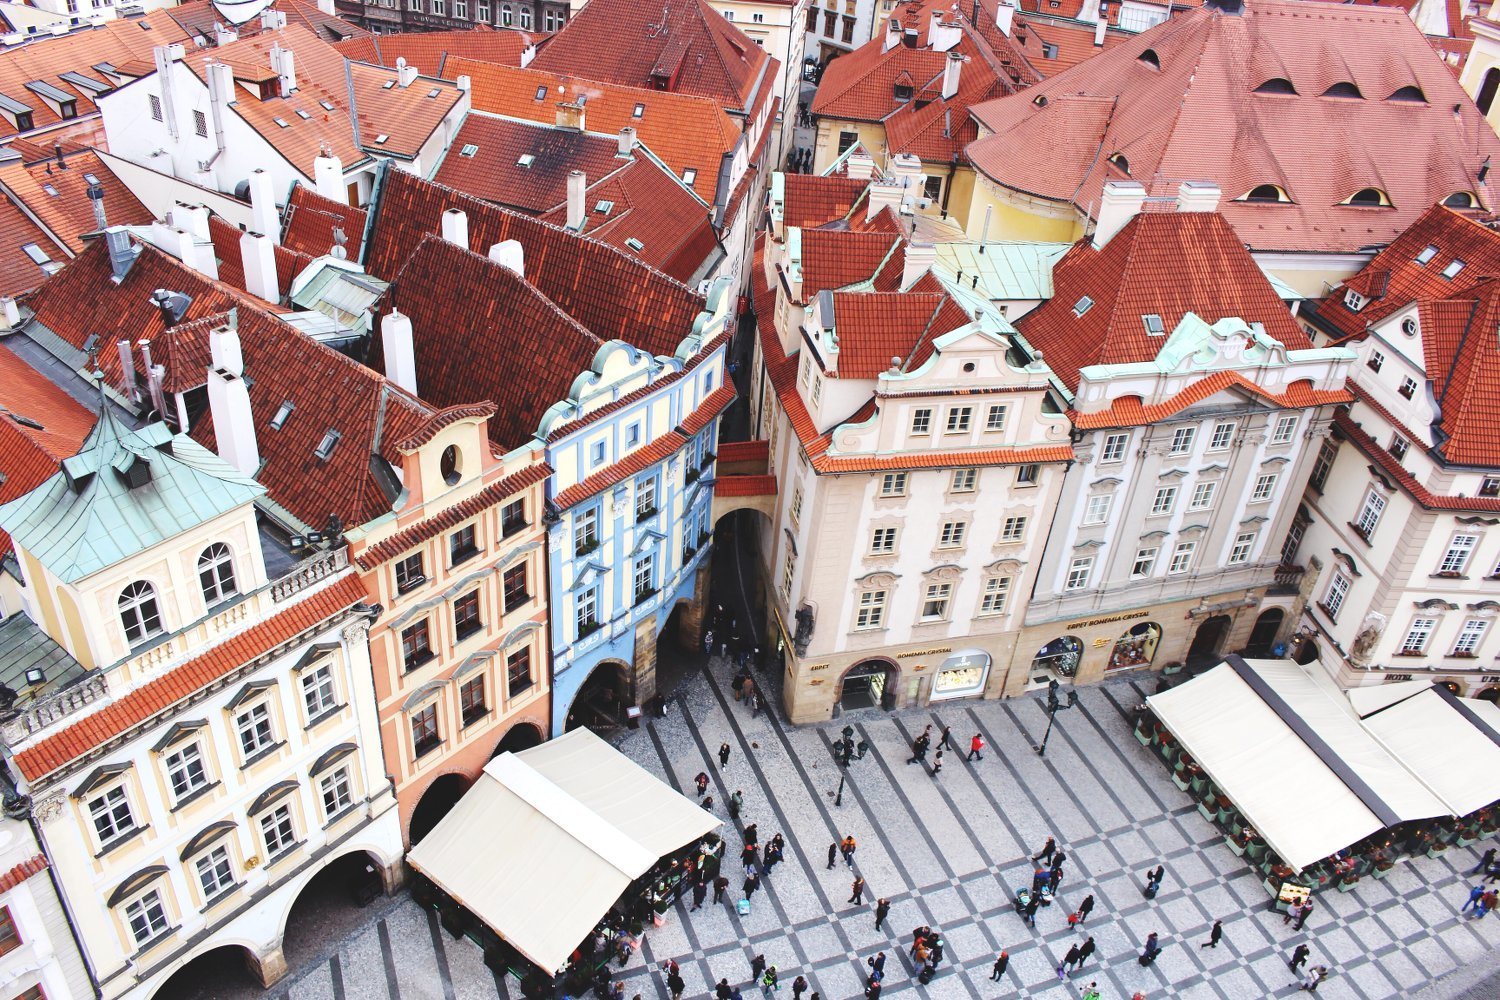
1137,48,1160,69
1442,259,1465,279
1344,289,1367,312
1254,77,1296,95
119,581,164,647
1321,82,1363,99
1416,245,1438,265
1387,85,1426,103
1108,152,1130,175
1072,295,1094,317
1344,188,1389,207
893,83,912,102
1142,313,1164,335
1443,191,1478,209
1241,184,1290,203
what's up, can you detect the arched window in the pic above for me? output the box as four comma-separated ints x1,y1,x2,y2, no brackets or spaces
1386,85,1426,103
198,543,238,606
1137,48,1160,69
500,3,511,24
1479,68,1500,116
1108,152,1130,175
119,581,164,647
1344,188,1390,207
1443,191,1478,208
1254,78,1296,95
519,5,531,27
1241,184,1290,203
1321,81,1363,99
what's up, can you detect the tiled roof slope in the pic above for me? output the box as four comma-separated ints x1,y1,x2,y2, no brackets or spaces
0,855,48,893
0,342,92,559
1069,370,1351,429
967,0,1500,254
0,197,64,298
208,214,316,304
0,146,149,254
830,290,972,377
781,174,868,229
530,0,771,113
166,0,372,44
1011,15,1134,75
444,56,740,202
11,574,364,782
1017,211,1313,391
332,25,542,74
281,183,367,260
365,168,705,354
801,230,902,295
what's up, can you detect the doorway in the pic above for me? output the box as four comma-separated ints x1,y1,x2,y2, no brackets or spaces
565,661,632,734
1187,615,1232,665
840,660,893,711
1245,608,1285,657
409,773,470,845
1031,635,1082,686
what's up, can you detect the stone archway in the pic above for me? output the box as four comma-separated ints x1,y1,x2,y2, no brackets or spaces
279,851,387,973
838,658,898,711
1187,614,1232,665
1245,608,1285,657
564,660,633,733
1108,622,1161,671
150,945,262,1000
492,721,544,758
1031,635,1083,684
409,773,471,845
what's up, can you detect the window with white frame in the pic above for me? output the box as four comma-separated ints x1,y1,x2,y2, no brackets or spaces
88,786,134,844
1438,533,1479,575
986,405,1008,431
980,576,1010,614
633,553,656,600
780,551,795,597
635,477,657,520
1065,556,1093,591
1208,421,1235,451
576,587,599,633
1168,541,1196,574
879,472,907,497
1390,435,1409,462
1322,570,1351,620
1188,481,1217,510
789,486,804,526
302,665,337,719
118,581,163,647
1310,440,1338,492
1400,617,1437,654
1168,426,1196,454
1131,547,1157,578
951,468,977,492
1367,349,1384,372
454,0,466,15
870,527,896,554
938,521,966,547
1001,516,1027,541
124,890,168,947
1271,415,1298,444
855,590,887,629
320,767,353,818
195,845,234,899
1083,493,1113,525
1228,531,1257,564
1250,473,1278,502
1353,488,1386,540
798,354,811,390
1100,432,1129,462
164,742,208,801
1150,486,1178,516
920,583,952,621
1453,618,1489,656
945,407,972,433
573,507,599,554
259,804,296,857
198,543,237,606
810,376,822,404
1016,464,1039,486
235,703,274,758
1399,376,1418,400
910,408,932,434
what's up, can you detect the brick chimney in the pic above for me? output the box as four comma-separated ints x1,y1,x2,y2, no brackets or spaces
556,100,585,131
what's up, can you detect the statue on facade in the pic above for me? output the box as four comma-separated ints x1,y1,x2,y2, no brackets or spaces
1349,612,1386,666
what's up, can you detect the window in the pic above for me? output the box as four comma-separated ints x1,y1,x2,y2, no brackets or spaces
408,0,422,10
1132,547,1157,578
502,563,528,613
302,665,337,719
1168,426,1196,454
477,0,489,18
1323,571,1351,621
635,478,657,520
500,2,510,22
574,508,599,554
501,498,526,537
1453,618,1489,657
576,587,599,634
402,620,434,670
870,527,897,554
1186,481,1216,511
810,376,822,405
1483,477,1500,497
1072,295,1094,317
1367,350,1384,372
119,581,163,647
1399,376,1418,400
910,408,932,434
259,804,296,856
951,468,976,493
1168,541,1196,574
855,590,887,629
1209,422,1235,451
195,845,233,899
1400,617,1437,654
198,543,237,607
507,645,533,696
450,524,478,564
841,14,854,42
431,0,443,13
1282,516,1307,565
124,890,168,947
633,553,655,601
317,768,353,824
986,405,1008,431
938,521,967,548
454,0,466,15
0,909,17,957
879,473,907,497
1151,486,1178,516
920,583,952,621
236,703,274,758
411,704,440,757
1271,415,1298,444
1310,440,1338,493
1251,474,1277,503
837,130,856,155
1416,245,1438,265
980,576,1011,615
452,592,482,641
1439,533,1479,575
1001,516,1027,542
1354,489,1386,540
1016,464,1039,486
89,786,134,844
1142,313,1164,335
395,553,425,593
1443,259,1465,279
1065,557,1093,591
1083,493,1113,525
945,407,972,433
193,110,207,137
790,486,804,526
780,550,795,597
149,94,162,120
1390,435,1409,462
164,742,208,801
1228,531,1256,565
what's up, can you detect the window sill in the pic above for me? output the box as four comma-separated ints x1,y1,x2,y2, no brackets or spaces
265,841,305,870
502,522,528,539
95,824,150,860
454,624,484,643
450,547,481,568
170,781,221,814
130,927,179,960
508,681,535,700
1346,523,1375,546
504,597,530,616
414,741,444,761
867,550,896,558
577,623,602,639
462,708,491,729
304,705,345,732
1429,572,1467,580
321,803,361,830
1315,602,1342,625
635,508,659,523
634,589,658,607
575,542,600,558
200,883,244,914
1392,651,1427,658
1448,652,1480,660
240,741,287,770
396,580,425,597
403,651,437,673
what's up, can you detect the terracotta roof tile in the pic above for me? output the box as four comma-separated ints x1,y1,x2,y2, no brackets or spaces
208,214,315,304
1011,14,1133,75
780,173,867,229
1336,408,1500,511
1069,370,1353,429
0,342,92,558
11,575,366,781
333,25,542,75
282,183,367,259
0,195,65,299
829,290,970,378
0,146,149,254
0,855,48,894
714,473,776,496
717,439,767,463
168,0,372,45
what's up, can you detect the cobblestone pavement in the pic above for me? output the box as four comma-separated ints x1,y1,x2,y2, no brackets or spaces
267,659,1500,1000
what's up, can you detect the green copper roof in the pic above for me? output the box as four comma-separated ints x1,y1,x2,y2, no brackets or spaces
0,409,265,584
934,242,1071,301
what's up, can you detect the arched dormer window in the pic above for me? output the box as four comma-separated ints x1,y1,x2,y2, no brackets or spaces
198,543,238,607
119,581,164,647
1387,85,1426,103
1254,77,1296,95
1321,81,1363,99
1241,184,1290,203
1108,152,1130,175
1443,191,1478,208
1344,188,1391,207
1137,48,1160,69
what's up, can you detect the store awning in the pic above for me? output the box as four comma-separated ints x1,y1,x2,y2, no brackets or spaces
406,728,718,973
1360,685,1500,818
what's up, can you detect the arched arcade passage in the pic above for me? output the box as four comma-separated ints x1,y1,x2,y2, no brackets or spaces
150,945,261,1000
564,660,632,734
492,721,544,758
409,773,472,845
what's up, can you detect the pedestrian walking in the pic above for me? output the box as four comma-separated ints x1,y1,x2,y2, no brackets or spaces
931,749,944,777
1474,889,1499,919
703,794,714,812
695,772,710,797
704,629,714,655
1078,937,1096,967
714,875,729,903
1077,893,1095,923
1144,864,1165,898
1288,944,1310,973
869,952,886,977
990,952,1008,981
667,972,685,999
1138,932,1161,966
863,979,881,1000
1048,866,1064,893
719,742,732,767
968,733,985,761
906,734,928,765
1080,983,1101,1000
791,976,807,1000
750,687,762,717
1024,895,1041,926
1473,847,1497,875
728,790,744,819
743,872,760,898
1296,965,1328,992
1293,899,1314,931
874,897,890,930
1033,837,1056,864
744,824,759,847
692,879,708,911
1060,943,1081,977
940,726,953,751
1052,849,1068,870
731,673,746,702
849,876,865,903
716,979,732,1000
841,835,858,867
751,955,766,981
761,966,778,995
827,842,838,870
1463,884,1485,911
1201,920,1223,948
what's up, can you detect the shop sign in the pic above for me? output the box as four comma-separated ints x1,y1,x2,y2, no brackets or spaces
899,646,952,658
1067,609,1149,630
1383,673,1414,683
1483,675,1500,683
807,663,829,671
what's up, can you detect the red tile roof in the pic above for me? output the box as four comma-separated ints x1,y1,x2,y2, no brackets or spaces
0,855,48,894
801,230,902,296
780,174,868,230
530,0,773,113
208,214,316,304
717,439,768,463
0,342,93,558
282,183,367,259
12,574,366,782
1017,211,1312,392
0,146,150,254
967,0,1500,254
1069,370,1352,429
333,25,542,74
828,290,971,378
1011,14,1134,75
1336,408,1500,511
167,0,372,45
714,473,776,497
0,196,66,299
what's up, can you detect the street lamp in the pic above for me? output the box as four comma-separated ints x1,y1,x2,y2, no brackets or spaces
1034,679,1079,757
832,725,868,806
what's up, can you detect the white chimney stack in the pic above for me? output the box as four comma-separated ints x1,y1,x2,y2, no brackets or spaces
441,208,469,249
169,224,219,280
520,44,536,68
381,309,417,395
261,8,286,30
395,58,419,87
207,60,235,106
0,296,18,330
317,0,335,14
941,51,963,100
116,339,138,399
313,154,346,204
884,17,901,51
489,240,524,277
1095,15,1107,46
1093,180,1146,248
1176,180,1221,213
207,317,259,477
618,126,637,157
456,74,471,92
930,12,962,52
240,231,279,302
214,23,237,45
170,202,210,240
995,0,1016,35
248,169,278,244
270,44,296,95
846,149,875,180
902,240,936,291
566,170,586,230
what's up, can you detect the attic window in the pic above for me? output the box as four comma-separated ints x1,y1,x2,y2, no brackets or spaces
273,117,289,128
1387,85,1426,103
319,100,336,111
1415,244,1438,265
625,237,644,251
893,83,913,102
375,134,389,144
1142,313,1164,335
1344,187,1389,207
1072,295,1094,317
632,103,644,118
1108,152,1129,175
83,172,99,185
1443,191,1478,208
314,428,342,460
460,143,479,157
42,183,58,197
683,168,698,185
295,109,311,119
517,153,535,167
21,243,50,265
381,80,395,90
1242,184,1289,203
1321,82,1363,99
534,85,548,101
594,199,615,214
1042,42,1058,59
1137,48,1160,69
270,400,294,429
1442,259,1465,279
427,88,441,98
1254,77,1296,95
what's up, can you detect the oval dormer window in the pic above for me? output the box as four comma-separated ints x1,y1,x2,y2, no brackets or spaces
1254,78,1297,95
1443,191,1478,208
1242,184,1290,203
1322,81,1363,99
1138,48,1160,69
1401,316,1418,337
1108,152,1130,175
1344,188,1390,207
440,445,462,486
1387,85,1426,103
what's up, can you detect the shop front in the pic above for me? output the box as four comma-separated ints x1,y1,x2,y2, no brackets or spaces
1108,622,1161,672
929,649,992,701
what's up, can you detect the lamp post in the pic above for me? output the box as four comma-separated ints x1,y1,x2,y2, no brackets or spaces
832,725,868,806
1034,678,1079,757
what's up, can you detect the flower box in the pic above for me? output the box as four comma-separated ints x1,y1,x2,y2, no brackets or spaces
1427,845,1448,859
1198,802,1217,822
1191,774,1210,795
1173,772,1191,791
1337,877,1361,893
1246,841,1267,861
1226,837,1247,857
1372,864,1394,880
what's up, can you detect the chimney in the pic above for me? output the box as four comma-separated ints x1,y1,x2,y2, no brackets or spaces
317,0,335,13
902,240,936,291
1175,180,1221,213
846,149,875,180
902,26,919,47
116,340,138,400
105,226,138,282
884,17,901,51
566,170,586,230
994,0,1015,35
207,314,260,477
456,74,471,92
0,296,17,329
248,169,278,244
380,308,417,395
270,44,296,95
1078,0,1101,21
313,153,346,204
520,43,536,68
441,207,469,249
1093,180,1146,248
489,239,524,277
617,126,637,157
942,51,963,100
395,57,419,88
214,23,237,45
866,178,904,221
930,11,962,52
87,181,107,230
170,202,210,241
261,8,287,30
890,152,923,184
555,100,585,131
240,231,280,302
1095,14,1107,46
207,61,235,106
152,44,185,141
169,224,219,280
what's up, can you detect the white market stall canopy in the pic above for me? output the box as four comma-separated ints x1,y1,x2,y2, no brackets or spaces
1147,656,1448,871
406,728,719,973
1358,685,1500,819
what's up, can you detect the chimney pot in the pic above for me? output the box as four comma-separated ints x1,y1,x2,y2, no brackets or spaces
618,126,637,157
1175,180,1221,213
566,170,586,230
441,208,469,249
207,317,260,476
381,308,417,395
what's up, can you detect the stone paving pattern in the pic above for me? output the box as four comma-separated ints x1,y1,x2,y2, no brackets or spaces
268,659,1500,1000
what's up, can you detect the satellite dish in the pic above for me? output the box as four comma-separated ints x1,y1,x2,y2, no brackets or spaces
211,0,274,26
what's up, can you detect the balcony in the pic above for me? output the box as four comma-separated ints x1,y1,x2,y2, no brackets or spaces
1268,564,1304,596
270,547,349,603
